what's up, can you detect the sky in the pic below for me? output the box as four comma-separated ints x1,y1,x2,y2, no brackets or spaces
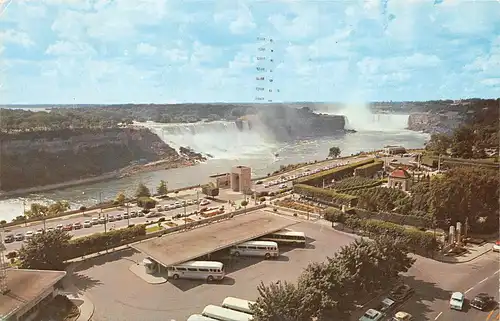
0,0,499,104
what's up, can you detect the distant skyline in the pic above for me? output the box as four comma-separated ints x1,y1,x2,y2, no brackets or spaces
0,0,499,104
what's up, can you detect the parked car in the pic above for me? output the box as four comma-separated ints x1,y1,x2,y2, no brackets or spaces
130,211,138,218
3,234,14,243
35,229,43,236
449,292,465,310
470,293,493,311
46,227,55,233
25,231,34,240
91,217,99,225
123,212,129,219
98,217,107,224
73,222,83,229
108,215,116,222
83,220,93,228
56,224,64,231
115,214,123,220
63,224,73,231
137,211,145,217
14,233,24,241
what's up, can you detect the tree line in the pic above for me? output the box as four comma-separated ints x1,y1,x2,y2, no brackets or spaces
425,98,499,158
251,236,415,320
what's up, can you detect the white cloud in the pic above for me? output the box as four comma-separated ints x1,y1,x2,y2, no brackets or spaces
214,3,256,34
0,29,35,47
45,41,97,57
1,0,499,103
136,43,157,56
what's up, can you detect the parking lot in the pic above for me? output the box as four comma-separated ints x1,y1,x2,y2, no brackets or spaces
69,220,357,321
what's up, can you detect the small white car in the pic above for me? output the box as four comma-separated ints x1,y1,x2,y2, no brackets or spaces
493,240,500,252
450,292,465,310
91,217,99,225
83,220,93,228
24,231,34,240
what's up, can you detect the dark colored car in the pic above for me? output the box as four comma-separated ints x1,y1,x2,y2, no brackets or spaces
389,284,415,302
470,293,493,311
3,234,14,243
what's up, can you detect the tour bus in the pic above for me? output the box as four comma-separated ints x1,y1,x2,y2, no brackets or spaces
229,240,279,259
166,261,225,282
202,305,253,321
222,297,256,314
187,314,219,321
258,229,307,247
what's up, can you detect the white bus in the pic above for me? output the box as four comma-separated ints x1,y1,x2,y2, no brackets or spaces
229,240,279,259
167,261,225,282
222,297,256,314
202,305,253,321
259,229,307,247
187,314,219,321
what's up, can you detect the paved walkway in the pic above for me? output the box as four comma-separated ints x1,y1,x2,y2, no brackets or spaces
129,262,168,284
62,262,95,321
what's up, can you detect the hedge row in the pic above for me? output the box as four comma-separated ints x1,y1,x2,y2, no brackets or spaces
351,208,432,229
294,184,358,207
325,208,438,256
353,160,384,178
336,180,384,193
66,224,146,259
294,158,376,187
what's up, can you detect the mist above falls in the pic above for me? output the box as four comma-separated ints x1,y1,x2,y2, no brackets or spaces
315,103,409,132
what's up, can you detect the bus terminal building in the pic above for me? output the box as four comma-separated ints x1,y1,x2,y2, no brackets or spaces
131,210,299,272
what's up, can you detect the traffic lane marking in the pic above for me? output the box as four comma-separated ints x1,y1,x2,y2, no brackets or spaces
486,310,500,320
434,311,442,320
465,269,500,294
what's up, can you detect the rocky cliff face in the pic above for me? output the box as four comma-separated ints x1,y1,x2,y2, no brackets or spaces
0,127,178,191
407,112,462,134
246,106,346,141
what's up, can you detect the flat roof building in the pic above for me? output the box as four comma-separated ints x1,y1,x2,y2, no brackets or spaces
132,210,298,268
0,269,67,321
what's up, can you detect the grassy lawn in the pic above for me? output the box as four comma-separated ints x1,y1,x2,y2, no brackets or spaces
146,225,164,233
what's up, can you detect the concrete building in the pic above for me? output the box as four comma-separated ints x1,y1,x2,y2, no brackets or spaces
388,168,412,191
231,166,252,193
209,173,231,189
0,269,67,321
384,145,407,155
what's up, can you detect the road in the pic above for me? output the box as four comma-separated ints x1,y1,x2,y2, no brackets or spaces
253,155,373,193
1,196,219,252
398,252,500,321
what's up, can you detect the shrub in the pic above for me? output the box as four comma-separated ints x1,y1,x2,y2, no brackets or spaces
67,224,146,259
293,184,358,207
330,177,381,191
294,159,375,187
343,187,409,212
353,160,384,177
136,197,157,209
259,197,266,202
324,214,438,255
6,251,17,259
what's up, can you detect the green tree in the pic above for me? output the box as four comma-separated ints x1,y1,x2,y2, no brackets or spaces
450,125,474,158
135,183,151,198
18,229,71,270
137,197,156,209
428,167,499,233
251,281,309,321
297,261,355,320
115,192,126,205
241,200,249,209
47,200,70,215
157,180,168,195
328,146,341,158
202,183,219,197
24,203,48,219
425,133,451,155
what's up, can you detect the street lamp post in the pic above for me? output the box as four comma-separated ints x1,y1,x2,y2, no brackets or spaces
98,191,103,217
126,202,130,227
183,201,187,229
